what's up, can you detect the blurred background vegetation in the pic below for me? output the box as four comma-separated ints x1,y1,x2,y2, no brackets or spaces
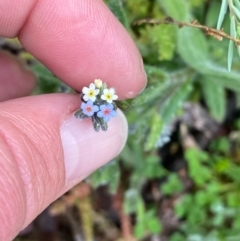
6,0,240,240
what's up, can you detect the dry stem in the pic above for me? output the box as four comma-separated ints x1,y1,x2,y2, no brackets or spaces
134,17,240,45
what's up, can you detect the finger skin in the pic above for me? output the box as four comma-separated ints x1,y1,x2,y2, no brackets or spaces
0,51,36,101
0,0,146,99
0,94,127,240
0,0,145,239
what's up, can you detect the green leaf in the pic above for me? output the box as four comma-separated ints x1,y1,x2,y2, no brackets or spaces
158,0,190,21
228,40,234,71
32,63,63,94
216,0,228,30
88,160,120,193
124,189,143,214
161,174,183,195
107,0,129,30
207,68,240,91
131,81,171,107
144,155,166,178
201,77,226,121
144,65,167,78
185,149,211,186
178,27,240,91
234,0,240,11
233,5,240,20
144,112,163,151
147,25,177,61
177,28,209,68
116,100,132,112
146,213,162,234
159,79,193,123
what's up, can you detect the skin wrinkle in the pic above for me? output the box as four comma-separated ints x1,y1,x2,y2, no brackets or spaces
0,112,63,227
0,134,27,239
0,120,40,207
0,0,37,37
15,131,47,211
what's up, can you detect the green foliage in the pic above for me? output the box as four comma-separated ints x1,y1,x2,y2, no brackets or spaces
201,77,226,121
161,174,183,195
140,25,177,61
185,149,211,186
158,0,190,21
88,160,120,193
106,0,129,30
32,63,65,94
144,112,163,151
159,79,193,123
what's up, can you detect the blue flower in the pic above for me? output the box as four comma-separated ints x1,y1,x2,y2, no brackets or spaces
81,100,99,117
97,104,117,122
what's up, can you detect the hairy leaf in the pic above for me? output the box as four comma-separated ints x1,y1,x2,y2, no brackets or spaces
144,112,163,151
158,0,190,21
159,80,193,123
107,0,129,30
201,77,226,121
178,28,209,68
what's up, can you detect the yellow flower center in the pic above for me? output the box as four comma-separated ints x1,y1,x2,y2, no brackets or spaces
106,94,112,100
88,90,94,97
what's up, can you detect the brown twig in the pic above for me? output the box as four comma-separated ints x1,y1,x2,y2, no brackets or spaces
113,186,136,241
134,17,240,45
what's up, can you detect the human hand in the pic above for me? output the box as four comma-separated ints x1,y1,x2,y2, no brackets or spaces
0,0,146,240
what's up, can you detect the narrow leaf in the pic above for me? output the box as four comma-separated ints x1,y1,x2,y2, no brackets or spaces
233,5,240,20
144,65,168,79
159,80,193,123
217,0,228,30
131,81,171,107
144,112,162,151
238,45,240,57
233,0,240,11
230,15,237,37
228,40,234,71
233,0,240,10
201,77,226,121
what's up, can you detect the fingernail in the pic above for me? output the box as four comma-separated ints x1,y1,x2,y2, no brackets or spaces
60,110,128,183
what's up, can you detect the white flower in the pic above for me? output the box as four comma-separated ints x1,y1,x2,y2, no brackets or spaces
101,88,118,103
94,79,103,88
82,83,100,102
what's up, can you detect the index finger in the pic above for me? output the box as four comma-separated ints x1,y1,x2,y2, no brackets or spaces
0,0,146,99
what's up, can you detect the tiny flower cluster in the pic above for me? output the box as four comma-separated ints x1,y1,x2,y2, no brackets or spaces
74,79,118,132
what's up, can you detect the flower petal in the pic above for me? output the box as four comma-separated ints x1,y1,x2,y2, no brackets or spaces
112,95,118,100
95,89,100,95
100,104,106,110
82,87,89,94
89,83,95,89
87,100,93,105
109,88,115,94
97,111,104,118
104,116,110,122
83,95,89,101
110,110,117,117
93,105,99,112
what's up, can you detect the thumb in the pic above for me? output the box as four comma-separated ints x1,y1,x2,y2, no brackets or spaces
0,94,127,241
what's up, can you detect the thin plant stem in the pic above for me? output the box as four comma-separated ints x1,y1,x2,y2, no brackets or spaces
134,17,240,45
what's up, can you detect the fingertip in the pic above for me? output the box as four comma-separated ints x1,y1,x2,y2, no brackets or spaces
18,0,146,98
60,108,128,183
0,51,36,101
